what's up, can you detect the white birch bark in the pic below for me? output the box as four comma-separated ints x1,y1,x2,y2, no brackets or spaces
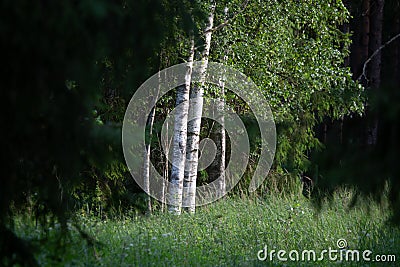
161,118,169,212
216,63,226,198
143,106,155,215
167,39,195,214
183,4,215,213
143,70,161,215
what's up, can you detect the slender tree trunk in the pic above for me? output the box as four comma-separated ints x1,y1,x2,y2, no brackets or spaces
168,38,195,215
143,104,156,215
213,8,229,199
351,0,370,81
161,65,170,213
216,71,226,198
393,2,400,86
369,0,384,87
182,4,215,213
367,0,384,145
361,0,370,82
161,117,169,212
142,69,162,215
208,55,227,198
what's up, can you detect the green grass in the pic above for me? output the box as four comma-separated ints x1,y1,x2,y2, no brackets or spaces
16,191,399,266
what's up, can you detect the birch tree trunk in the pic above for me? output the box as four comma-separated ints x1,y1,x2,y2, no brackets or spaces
161,65,171,213
143,68,162,215
168,39,195,214
215,71,226,198
210,8,229,199
161,117,169,212
143,102,156,215
182,4,215,213
208,55,227,198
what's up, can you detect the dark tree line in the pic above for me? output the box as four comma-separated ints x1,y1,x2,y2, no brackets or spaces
313,0,400,223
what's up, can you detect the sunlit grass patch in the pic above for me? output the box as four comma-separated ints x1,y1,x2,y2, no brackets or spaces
15,191,399,266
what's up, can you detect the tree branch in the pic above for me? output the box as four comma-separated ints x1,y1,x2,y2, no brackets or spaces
204,0,249,34
358,32,400,82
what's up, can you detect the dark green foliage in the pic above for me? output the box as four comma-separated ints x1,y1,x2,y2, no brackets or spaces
211,0,364,177
0,0,204,265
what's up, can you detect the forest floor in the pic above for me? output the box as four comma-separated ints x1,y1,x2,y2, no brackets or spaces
16,190,399,266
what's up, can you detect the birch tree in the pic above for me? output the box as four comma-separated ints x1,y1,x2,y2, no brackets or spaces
218,89,226,198
207,6,230,198
143,93,156,215
210,65,226,198
161,117,170,212
182,3,215,213
168,38,195,214
143,58,165,215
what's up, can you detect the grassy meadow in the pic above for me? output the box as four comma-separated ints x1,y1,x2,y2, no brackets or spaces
14,189,399,266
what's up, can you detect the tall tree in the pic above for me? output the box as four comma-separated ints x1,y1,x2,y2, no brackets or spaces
143,108,155,214
351,0,370,82
143,69,161,215
207,6,230,199
168,38,195,214
209,65,227,198
367,0,384,145
183,3,216,213
207,8,229,195
393,2,400,86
